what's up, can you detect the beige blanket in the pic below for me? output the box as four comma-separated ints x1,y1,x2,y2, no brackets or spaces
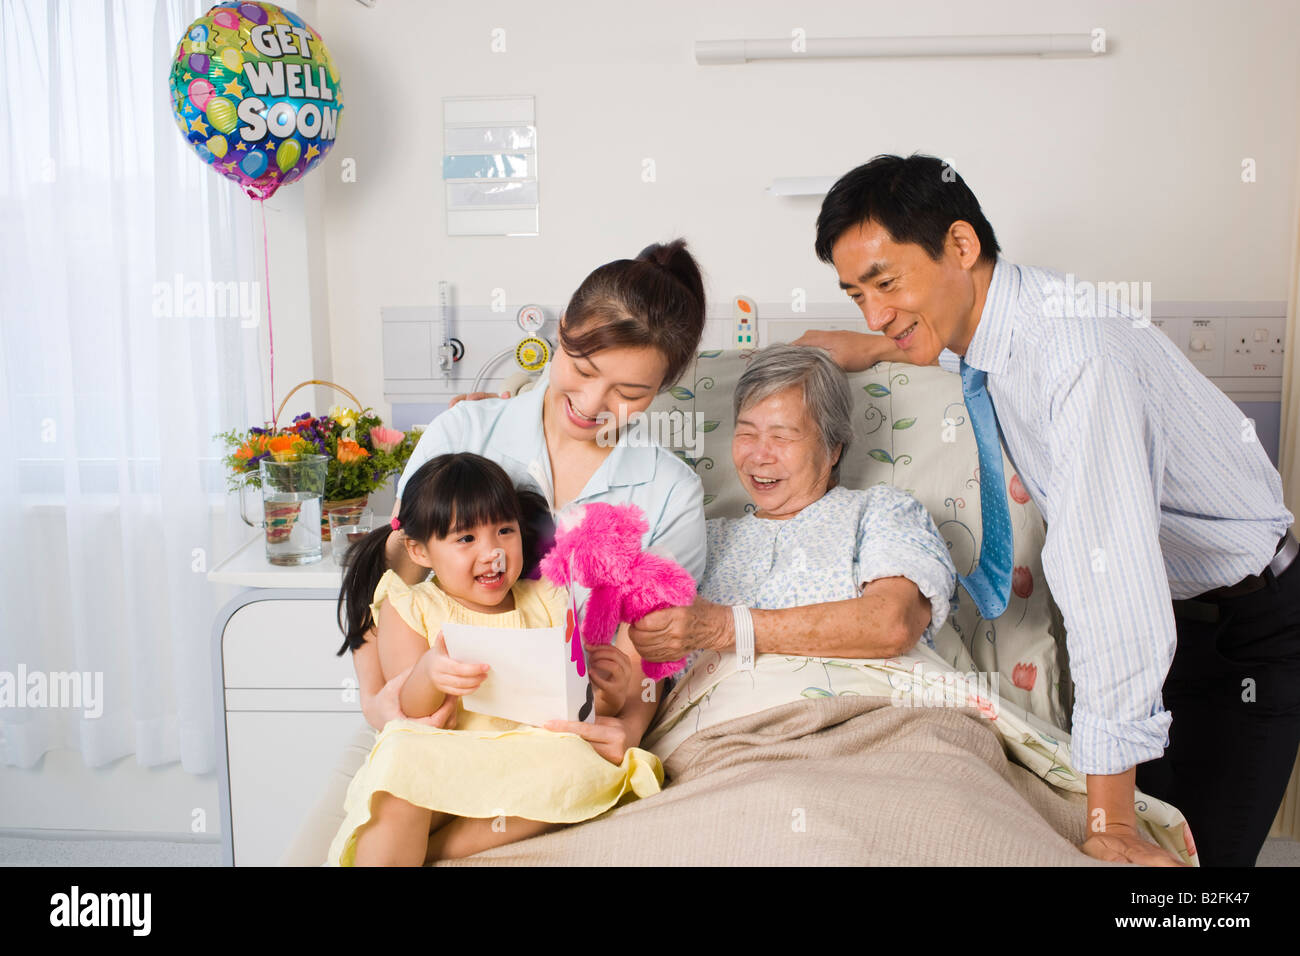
440,695,1121,866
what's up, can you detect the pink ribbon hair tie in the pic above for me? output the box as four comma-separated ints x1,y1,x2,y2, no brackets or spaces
390,517,401,530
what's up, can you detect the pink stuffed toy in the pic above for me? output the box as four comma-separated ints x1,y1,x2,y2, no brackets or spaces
539,502,697,680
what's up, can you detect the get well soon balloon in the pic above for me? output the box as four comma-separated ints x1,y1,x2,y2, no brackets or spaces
169,1,343,200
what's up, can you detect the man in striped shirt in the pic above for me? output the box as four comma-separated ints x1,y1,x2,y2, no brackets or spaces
797,152,1299,867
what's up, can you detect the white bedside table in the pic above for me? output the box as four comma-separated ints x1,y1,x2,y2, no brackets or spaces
209,534,366,866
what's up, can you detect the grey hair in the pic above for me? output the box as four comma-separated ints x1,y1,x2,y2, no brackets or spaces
733,344,855,486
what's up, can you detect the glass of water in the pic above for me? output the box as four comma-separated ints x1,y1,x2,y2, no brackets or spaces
330,509,376,567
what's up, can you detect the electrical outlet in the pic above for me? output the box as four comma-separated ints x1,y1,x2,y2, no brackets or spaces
1224,316,1283,377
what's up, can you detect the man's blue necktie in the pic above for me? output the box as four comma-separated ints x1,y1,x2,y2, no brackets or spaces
957,359,1014,619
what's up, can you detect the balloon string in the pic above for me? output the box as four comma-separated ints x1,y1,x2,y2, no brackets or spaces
261,198,277,432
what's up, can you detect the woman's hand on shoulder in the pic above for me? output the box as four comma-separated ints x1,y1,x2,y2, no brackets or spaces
543,714,633,765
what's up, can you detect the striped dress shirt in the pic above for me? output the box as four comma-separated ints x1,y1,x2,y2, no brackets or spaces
940,258,1294,775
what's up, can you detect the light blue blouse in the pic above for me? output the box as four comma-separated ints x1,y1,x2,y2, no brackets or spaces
396,365,708,594
699,484,957,650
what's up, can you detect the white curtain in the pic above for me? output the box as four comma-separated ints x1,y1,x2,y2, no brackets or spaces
0,0,264,772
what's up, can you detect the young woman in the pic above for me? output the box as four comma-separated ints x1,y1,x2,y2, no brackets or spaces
279,239,709,864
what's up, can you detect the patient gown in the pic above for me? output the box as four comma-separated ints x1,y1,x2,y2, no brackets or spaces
326,570,663,866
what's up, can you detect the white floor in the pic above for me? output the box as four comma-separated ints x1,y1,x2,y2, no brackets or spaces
0,833,1297,866
0,835,221,866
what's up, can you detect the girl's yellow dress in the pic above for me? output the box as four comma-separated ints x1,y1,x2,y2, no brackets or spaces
326,569,664,866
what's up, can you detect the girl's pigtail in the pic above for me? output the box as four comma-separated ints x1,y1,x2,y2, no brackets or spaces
336,524,396,655
517,488,556,579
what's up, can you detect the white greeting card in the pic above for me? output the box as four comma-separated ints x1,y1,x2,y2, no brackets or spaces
439,620,593,727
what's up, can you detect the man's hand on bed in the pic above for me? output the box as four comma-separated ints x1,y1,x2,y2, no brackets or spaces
627,596,731,663
542,715,633,765
1080,767,1189,866
1080,822,1189,867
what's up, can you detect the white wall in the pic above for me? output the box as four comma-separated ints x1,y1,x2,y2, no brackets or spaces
313,0,1299,417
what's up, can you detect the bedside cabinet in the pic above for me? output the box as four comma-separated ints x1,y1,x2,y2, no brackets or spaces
210,536,367,866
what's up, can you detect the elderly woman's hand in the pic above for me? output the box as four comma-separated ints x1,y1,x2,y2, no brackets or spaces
627,596,732,664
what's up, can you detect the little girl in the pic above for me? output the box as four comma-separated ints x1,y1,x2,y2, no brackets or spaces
328,452,663,866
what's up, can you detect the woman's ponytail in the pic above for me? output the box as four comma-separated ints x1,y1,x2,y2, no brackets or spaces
560,237,707,390
636,238,705,313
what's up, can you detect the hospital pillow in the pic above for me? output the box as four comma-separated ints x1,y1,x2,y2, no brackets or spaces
645,349,1071,730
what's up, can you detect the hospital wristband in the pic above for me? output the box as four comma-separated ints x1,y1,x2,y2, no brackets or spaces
732,605,755,671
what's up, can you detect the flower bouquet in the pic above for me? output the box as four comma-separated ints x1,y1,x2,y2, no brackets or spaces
217,381,423,541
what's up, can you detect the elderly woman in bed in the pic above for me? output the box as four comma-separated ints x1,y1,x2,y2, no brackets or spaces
628,343,956,677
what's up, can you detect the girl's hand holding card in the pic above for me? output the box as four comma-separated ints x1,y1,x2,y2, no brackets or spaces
422,631,490,698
